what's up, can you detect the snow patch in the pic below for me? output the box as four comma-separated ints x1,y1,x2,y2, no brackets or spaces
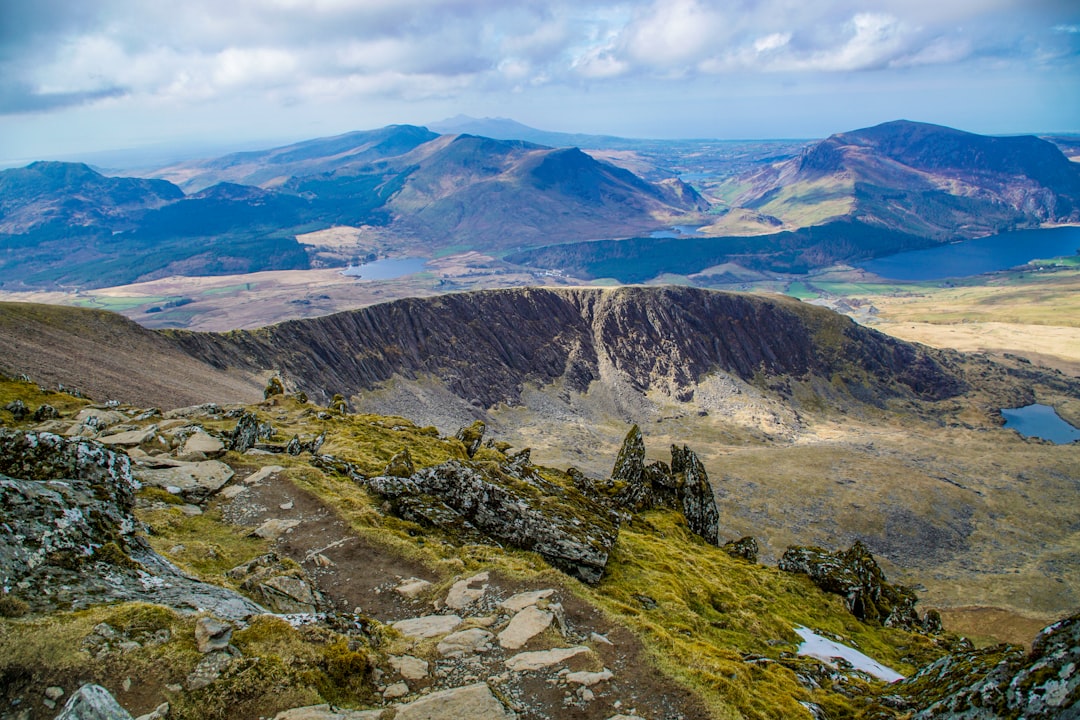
795,626,905,683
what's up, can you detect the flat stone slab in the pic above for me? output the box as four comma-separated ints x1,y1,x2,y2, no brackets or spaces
498,605,553,649
98,426,158,447
244,465,285,485
445,572,489,609
251,518,301,540
389,654,429,681
392,615,463,639
395,577,433,598
566,669,613,686
182,432,225,457
437,628,495,657
505,645,591,672
499,589,555,613
134,460,234,501
393,682,516,720
273,705,383,720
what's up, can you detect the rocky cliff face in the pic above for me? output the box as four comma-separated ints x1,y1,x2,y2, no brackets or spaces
166,286,965,410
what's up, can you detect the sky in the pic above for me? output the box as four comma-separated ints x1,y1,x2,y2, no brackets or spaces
1,0,1078,166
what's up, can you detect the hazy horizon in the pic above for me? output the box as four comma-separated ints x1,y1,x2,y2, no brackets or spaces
2,1,1078,167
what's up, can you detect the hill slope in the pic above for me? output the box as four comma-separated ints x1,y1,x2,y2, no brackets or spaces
724,119,1080,240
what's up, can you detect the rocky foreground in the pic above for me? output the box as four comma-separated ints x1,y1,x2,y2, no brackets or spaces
0,379,1077,719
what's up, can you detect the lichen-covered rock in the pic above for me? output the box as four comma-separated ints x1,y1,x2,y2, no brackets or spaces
367,457,618,584
0,429,262,620
229,412,260,452
227,553,323,613
455,420,486,458
723,536,760,563
4,399,28,421
264,376,285,399
32,403,59,421
383,448,416,478
779,541,928,628
670,445,720,545
899,611,1079,718
609,427,721,546
54,683,134,720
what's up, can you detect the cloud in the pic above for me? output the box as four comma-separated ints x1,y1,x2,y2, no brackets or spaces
0,81,127,114
0,0,1077,120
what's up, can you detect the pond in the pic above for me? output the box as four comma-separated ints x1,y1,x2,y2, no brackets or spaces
1000,404,1080,444
855,226,1080,280
342,257,427,280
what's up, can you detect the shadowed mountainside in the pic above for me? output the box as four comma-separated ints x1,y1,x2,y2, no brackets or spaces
164,286,967,409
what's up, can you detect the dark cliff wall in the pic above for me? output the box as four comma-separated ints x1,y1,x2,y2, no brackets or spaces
164,286,966,408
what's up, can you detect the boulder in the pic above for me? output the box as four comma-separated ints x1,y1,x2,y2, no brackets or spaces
610,424,645,490
98,426,158,447
723,536,760,563
779,542,926,628
251,518,301,540
194,617,232,653
900,611,1080,719
394,682,516,720
133,460,234,502
0,429,262,620
54,683,133,720
181,431,225,458
229,412,260,452
455,420,487,458
383,448,417,478
395,577,433,599
370,459,618,584
227,553,322,613
390,654,430,680
4,399,28,421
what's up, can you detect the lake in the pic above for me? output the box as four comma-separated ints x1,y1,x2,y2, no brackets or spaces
650,226,706,238
1001,404,1080,444
856,226,1080,280
342,257,427,280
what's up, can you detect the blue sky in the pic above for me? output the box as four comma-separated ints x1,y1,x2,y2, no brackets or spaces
1,0,1078,166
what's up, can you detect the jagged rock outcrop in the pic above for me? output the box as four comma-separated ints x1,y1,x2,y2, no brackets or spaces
0,429,262,620
455,420,486,458
897,611,1080,718
610,425,721,545
723,536,760,563
226,553,324,614
779,541,934,629
366,457,618,584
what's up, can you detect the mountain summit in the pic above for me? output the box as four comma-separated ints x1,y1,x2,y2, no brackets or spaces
725,120,1080,240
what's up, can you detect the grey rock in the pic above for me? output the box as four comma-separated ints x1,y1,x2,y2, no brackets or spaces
394,682,516,720
32,404,60,421
390,654,430,680
383,448,416,478
437,628,495,657
181,431,225,458
505,645,591,672
779,542,924,627
53,683,133,720
251,518,301,540
383,681,410,699
395,577,433,599
133,460,234,503
227,553,322,613
498,606,553,650
4,399,28,421
445,572,489,610
98,426,158,447
670,445,720,545
372,459,618,584
194,616,232,653
722,536,759,563
455,420,486,458
229,412,260,452
186,649,235,690
499,589,555,613
392,614,463,639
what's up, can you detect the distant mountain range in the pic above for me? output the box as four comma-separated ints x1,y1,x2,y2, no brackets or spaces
1,119,1077,290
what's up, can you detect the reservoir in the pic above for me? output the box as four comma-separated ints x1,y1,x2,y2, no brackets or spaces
856,226,1080,280
1001,404,1080,444
342,257,427,280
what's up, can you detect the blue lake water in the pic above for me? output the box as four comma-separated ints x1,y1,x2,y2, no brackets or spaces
1001,404,1080,444
856,226,1080,280
342,257,427,280
650,226,707,238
